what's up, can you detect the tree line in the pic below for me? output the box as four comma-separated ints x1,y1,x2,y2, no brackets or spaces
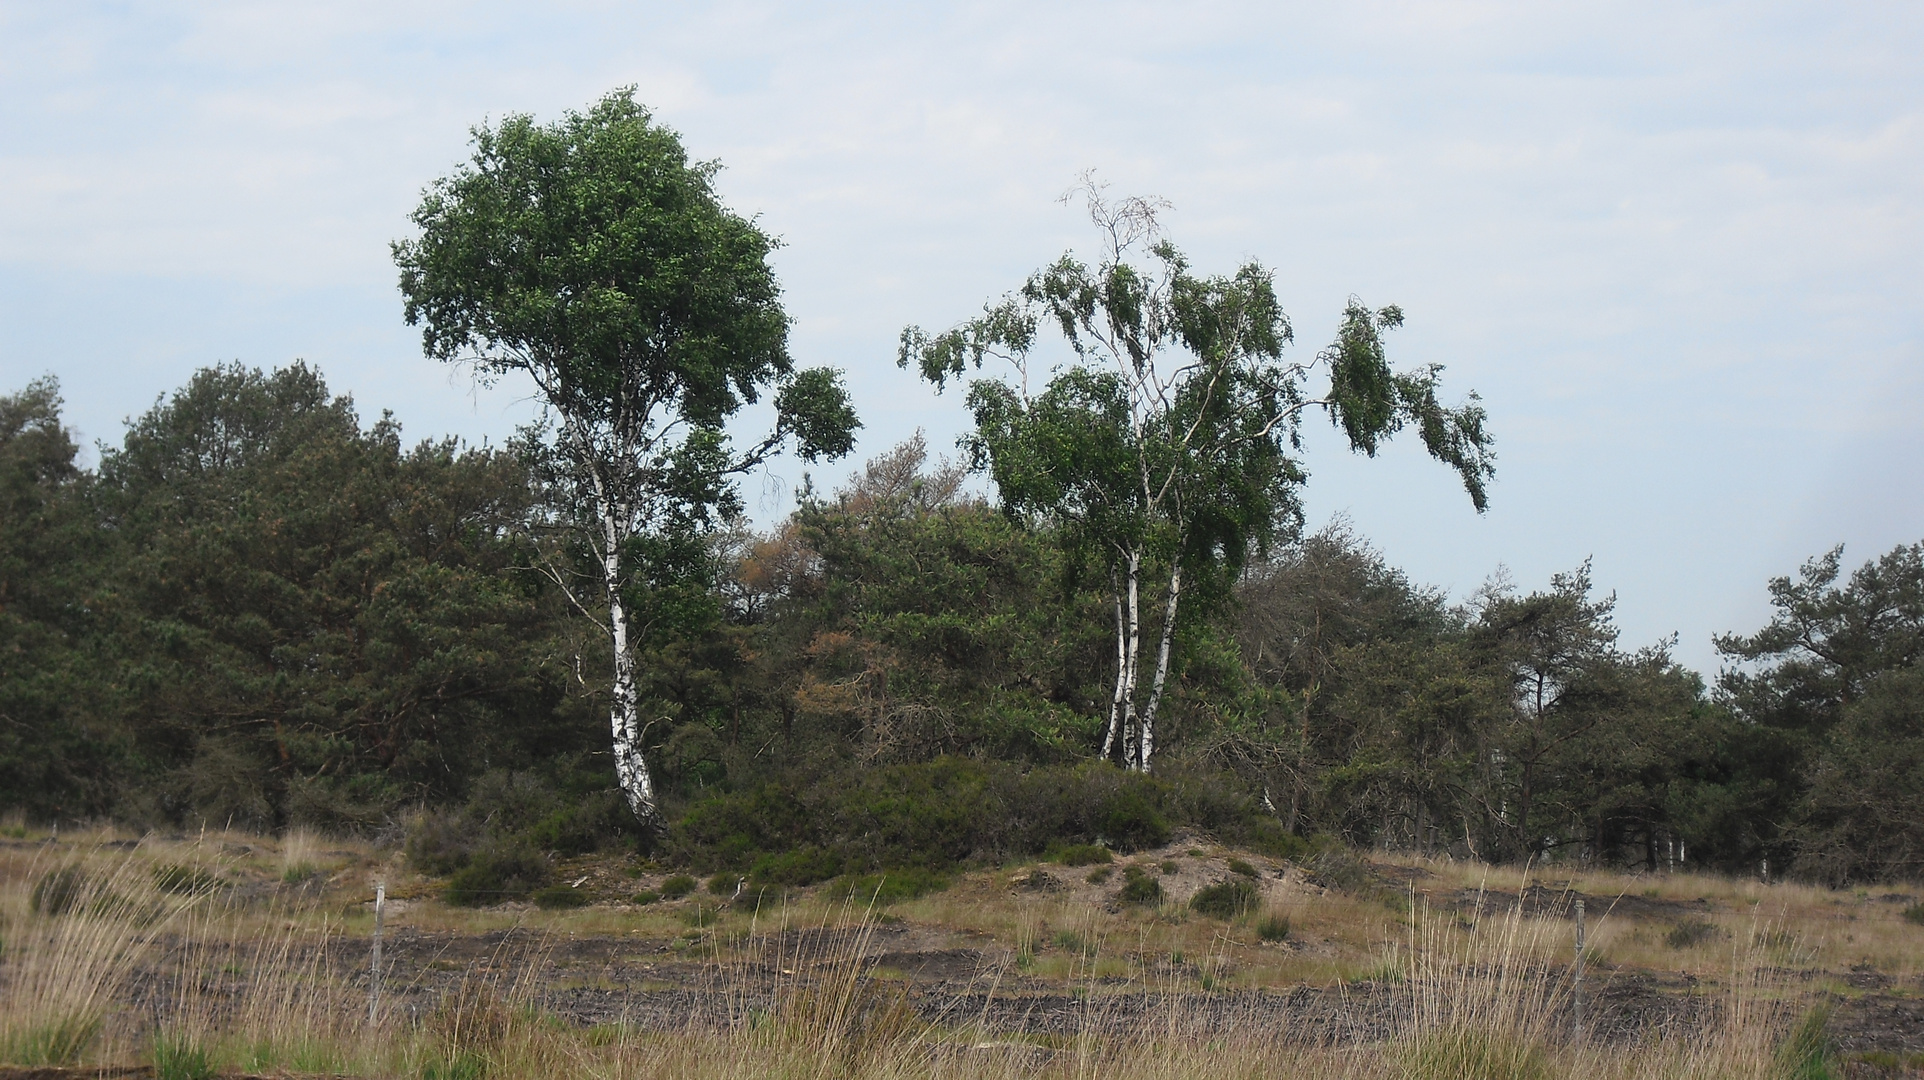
3,366,1918,882
2,89,1917,885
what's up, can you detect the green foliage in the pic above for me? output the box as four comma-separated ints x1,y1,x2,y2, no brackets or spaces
1190,878,1259,919
1399,1027,1549,1080
631,890,660,905
0,379,119,819
1902,903,1924,927
1664,919,1724,949
672,758,1204,877
749,846,844,887
902,185,1491,770
2,1012,102,1066
152,863,221,896
395,88,857,829
1226,858,1259,878
444,848,550,906
1774,1004,1835,1080
705,872,739,896
1085,867,1113,884
154,1033,217,1080
1256,913,1291,942
827,868,949,904
29,866,87,915
1117,865,1162,905
1050,843,1113,867
657,874,697,899
420,1053,487,1080
532,884,592,910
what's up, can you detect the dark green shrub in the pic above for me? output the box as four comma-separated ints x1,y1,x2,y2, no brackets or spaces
1051,843,1113,867
1305,843,1374,893
1191,879,1259,919
684,903,719,927
1094,787,1170,850
152,863,221,895
658,874,697,899
749,846,844,886
827,868,949,904
1257,914,1291,942
1902,903,1924,926
631,890,661,905
443,848,550,906
524,792,632,856
1118,867,1162,905
707,872,741,896
1159,859,1178,875
1227,858,1259,878
1086,866,1113,884
405,810,476,876
532,884,591,909
30,866,87,915
1665,919,1724,949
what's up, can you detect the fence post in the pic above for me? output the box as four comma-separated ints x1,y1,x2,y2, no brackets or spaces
1573,898,1586,1043
369,880,386,1025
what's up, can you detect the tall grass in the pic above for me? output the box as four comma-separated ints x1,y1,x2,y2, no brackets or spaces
0,840,1847,1079
0,842,198,1065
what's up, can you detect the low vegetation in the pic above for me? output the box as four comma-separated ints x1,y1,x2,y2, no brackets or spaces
4,825,1922,1079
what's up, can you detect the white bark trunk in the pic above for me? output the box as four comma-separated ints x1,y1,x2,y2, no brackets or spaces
1119,549,1143,767
1137,561,1181,773
1100,581,1127,761
600,506,658,829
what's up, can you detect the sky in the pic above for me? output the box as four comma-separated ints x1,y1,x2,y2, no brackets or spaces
1,1,1919,675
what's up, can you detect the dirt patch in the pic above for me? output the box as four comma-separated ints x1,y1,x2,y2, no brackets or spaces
1437,883,1715,923
1832,995,1924,1055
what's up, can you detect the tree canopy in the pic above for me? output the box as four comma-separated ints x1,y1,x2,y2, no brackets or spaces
394,89,859,829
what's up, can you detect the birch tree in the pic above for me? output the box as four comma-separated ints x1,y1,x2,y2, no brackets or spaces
901,180,1493,772
395,91,858,829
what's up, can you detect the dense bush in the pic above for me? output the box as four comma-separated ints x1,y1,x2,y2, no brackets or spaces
1050,843,1113,867
1190,878,1259,918
1118,865,1162,905
826,867,949,904
531,884,591,909
443,848,550,906
667,758,1296,876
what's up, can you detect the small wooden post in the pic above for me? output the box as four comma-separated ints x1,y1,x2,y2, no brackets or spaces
1573,898,1586,1043
369,880,386,1025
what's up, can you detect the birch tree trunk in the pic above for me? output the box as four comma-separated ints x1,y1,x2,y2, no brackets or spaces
599,502,659,828
1136,561,1182,772
1101,580,1127,761
1119,548,1143,767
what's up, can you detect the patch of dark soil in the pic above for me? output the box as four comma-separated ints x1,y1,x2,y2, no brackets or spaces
1846,964,1894,991
0,1070,154,1080
1831,995,1924,1055
1444,884,1714,922
872,948,988,981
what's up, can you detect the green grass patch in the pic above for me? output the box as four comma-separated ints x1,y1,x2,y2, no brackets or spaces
154,1033,217,1080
